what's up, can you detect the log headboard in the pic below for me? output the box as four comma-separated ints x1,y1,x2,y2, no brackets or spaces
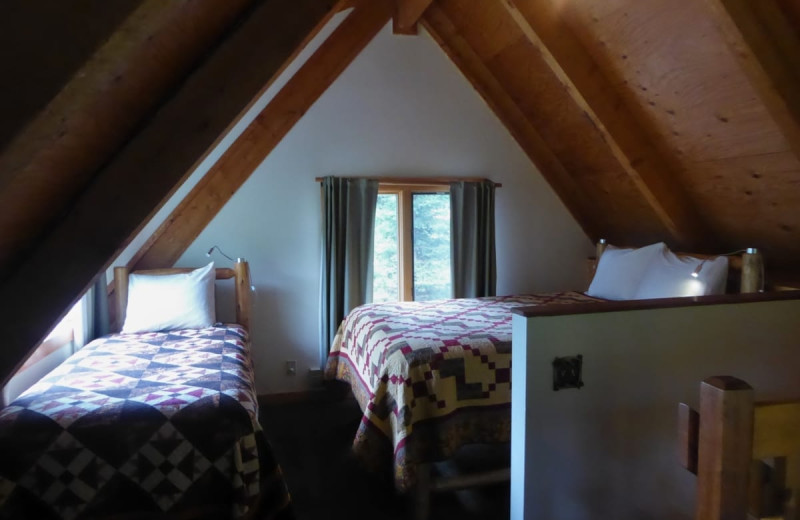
589,240,764,294
112,259,252,333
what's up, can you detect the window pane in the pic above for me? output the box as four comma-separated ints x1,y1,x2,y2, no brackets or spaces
412,193,452,301
373,194,399,303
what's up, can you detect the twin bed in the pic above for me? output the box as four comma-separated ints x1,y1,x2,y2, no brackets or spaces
324,291,598,489
0,261,292,520
324,241,764,512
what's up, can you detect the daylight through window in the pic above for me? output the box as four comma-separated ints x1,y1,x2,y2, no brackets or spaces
373,185,451,302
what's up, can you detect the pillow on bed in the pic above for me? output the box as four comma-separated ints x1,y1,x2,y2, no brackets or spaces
121,262,216,333
586,242,667,300
634,249,728,299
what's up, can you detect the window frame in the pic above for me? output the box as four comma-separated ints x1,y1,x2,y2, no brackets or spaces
377,183,449,301
14,299,82,375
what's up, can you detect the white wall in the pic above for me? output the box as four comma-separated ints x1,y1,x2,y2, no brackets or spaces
164,22,593,394
511,297,800,519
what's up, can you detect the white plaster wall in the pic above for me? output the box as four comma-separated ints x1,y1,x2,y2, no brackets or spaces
512,298,800,519
169,22,593,394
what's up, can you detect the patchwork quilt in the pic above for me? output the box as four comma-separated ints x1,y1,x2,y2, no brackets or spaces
325,292,599,489
0,325,293,520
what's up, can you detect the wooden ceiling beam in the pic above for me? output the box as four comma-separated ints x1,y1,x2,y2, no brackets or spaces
422,4,600,240
0,0,256,277
394,0,435,35
500,0,707,248
337,0,359,11
131,0,394,271
0,0,338,386
702,0,800,163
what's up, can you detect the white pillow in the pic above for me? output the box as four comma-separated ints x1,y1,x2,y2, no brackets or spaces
121,262,216,333
634,249,729,299
586,242,667,300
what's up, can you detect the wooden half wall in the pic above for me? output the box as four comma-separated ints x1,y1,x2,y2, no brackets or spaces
511,292,800,519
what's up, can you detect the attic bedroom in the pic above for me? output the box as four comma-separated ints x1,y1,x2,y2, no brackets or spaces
0,0,798,519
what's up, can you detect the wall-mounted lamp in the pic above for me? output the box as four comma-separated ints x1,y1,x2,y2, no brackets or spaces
689,248,763,292
206,245,255,292
206,245,235,263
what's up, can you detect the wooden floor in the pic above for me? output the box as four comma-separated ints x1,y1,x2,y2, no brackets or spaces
259,390,511,520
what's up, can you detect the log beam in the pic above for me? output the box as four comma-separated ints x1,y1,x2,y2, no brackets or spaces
500,0,707,248
0,0,255,277
0,0,338,386
422,3,600,239
132,0,393,271
394,0,435,35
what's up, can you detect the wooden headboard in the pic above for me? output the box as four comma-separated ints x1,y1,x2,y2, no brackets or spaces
112,260,252,333
588,241,764,294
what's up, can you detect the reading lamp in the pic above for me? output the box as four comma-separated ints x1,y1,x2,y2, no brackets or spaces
689,248,763,292
206,245,235,263
206,245,256,292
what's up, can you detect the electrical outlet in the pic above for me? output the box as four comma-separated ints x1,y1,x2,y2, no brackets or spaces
286,360,296,376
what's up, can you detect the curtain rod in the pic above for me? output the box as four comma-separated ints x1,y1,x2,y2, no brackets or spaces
314,176,502,187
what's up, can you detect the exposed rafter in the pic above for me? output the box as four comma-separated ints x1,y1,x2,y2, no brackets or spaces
131,0,394,271
422,4,600,240
0,0,255,277
394,0,434,35
337,0,359,10
0,0,337,385
500,0,707,248
701,0,800,163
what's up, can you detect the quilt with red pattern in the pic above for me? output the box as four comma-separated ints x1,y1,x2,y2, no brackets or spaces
325,292,599,490
0,325,292,520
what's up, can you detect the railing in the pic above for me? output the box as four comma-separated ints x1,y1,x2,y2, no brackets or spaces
679,376,800,520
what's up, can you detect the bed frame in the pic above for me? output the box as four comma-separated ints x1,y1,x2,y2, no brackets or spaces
680,376,800,520
112,259,252,332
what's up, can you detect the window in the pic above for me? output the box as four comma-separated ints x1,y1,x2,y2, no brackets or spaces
16,300,82,374
4,299,84,405
373,184,451,302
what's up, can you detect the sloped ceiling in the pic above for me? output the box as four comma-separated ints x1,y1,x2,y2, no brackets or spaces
0,0,339,383
424,0,800,258
0,0,140,150
0,0,798,381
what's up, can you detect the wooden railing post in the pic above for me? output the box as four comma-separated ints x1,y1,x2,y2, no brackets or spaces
752,401,800,519
696,376,754,520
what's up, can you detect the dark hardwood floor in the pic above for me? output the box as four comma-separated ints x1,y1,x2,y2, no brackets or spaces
259,390,511,520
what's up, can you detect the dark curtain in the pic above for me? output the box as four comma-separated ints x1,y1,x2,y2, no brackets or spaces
319,176,379,369
450,180,497,298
